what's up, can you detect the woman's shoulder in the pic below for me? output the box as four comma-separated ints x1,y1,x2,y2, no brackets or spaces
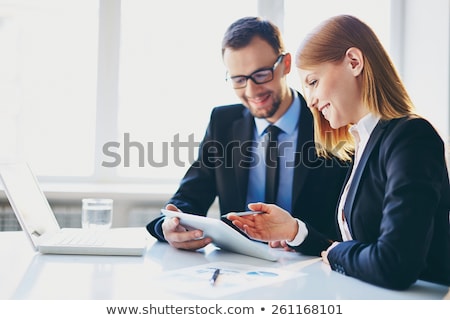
382,114,442,139
378,114,445,156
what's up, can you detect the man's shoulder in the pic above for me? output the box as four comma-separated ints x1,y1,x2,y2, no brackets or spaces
208,104,250,124
211,103,247,116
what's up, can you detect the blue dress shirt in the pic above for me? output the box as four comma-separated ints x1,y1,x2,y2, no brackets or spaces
246,90,300,212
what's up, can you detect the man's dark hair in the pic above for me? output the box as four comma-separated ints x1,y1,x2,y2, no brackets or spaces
221,16,285,56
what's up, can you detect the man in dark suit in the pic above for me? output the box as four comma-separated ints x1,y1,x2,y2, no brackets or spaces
146,16,349,253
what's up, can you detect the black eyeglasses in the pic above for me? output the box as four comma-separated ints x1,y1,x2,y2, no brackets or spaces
226,54,286,89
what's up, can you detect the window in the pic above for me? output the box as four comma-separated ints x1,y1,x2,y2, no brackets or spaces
2,0,448,184
0,0,257,183
116,0,257,181
283,0,391,93
0,0,98,177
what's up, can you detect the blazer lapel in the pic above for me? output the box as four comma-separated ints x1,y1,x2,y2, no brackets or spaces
292,98,314,208
232,109,254,206
343,120,388,234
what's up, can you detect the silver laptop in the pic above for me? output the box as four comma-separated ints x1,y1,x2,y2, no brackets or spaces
0,162,148,256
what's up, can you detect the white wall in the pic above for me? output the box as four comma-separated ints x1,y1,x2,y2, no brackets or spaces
400,0,449,154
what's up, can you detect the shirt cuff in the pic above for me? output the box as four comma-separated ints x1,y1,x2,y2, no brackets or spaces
286,219,308,246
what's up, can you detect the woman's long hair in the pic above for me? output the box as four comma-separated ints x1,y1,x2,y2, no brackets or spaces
296,15,415,160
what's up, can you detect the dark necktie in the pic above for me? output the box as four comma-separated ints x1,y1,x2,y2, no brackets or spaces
265,125,281,203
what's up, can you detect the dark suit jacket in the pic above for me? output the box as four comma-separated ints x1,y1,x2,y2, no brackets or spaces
298,116,450,290
146,93,350,255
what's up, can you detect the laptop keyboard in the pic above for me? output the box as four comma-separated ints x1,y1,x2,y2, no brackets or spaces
53,230,106,246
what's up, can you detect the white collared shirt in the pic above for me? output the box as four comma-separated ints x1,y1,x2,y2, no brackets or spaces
288,112,380,247
337,113,380,241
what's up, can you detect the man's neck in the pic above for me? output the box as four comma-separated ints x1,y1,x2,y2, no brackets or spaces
266,88,293,123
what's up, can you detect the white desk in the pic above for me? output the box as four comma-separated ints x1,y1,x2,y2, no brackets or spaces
1,229,448,300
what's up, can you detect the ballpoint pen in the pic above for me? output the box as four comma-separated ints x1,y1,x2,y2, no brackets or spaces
210,268,220,286
221,211,265,218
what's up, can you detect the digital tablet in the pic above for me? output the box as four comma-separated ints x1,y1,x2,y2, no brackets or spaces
161,209,278,261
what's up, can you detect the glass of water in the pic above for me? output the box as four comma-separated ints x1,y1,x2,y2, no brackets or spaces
81,198,113,229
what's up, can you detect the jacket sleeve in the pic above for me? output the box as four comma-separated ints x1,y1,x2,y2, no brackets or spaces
145,109,220,240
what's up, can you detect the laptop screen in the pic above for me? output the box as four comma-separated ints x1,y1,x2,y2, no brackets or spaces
0,163,60,248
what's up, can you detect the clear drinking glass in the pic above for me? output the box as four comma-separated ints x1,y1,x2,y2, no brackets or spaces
81,198,113,229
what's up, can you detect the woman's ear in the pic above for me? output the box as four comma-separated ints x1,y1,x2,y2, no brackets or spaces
345,47,364,76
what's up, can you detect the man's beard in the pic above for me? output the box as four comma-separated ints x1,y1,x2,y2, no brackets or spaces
249,95,281,119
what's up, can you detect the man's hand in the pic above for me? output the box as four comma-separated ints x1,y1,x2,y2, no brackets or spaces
161,204,212,250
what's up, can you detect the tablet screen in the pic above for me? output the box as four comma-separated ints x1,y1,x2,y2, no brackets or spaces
161,209,278,261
